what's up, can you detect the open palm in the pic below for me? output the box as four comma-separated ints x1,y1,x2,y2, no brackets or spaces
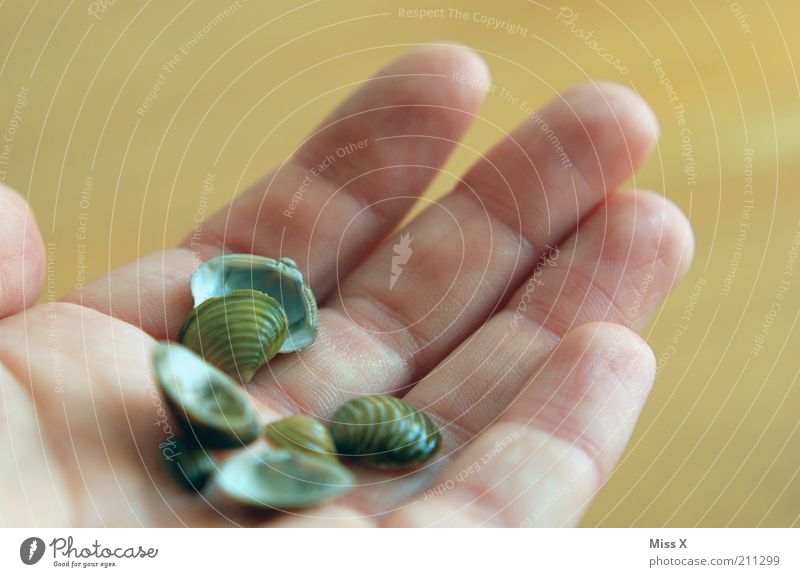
1,46,693,527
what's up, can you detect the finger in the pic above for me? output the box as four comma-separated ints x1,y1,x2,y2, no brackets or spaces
256,83,660,413
387,322,656,527
0,303,167,525
0,361,70,525
63,248,198,340
0,302,258,526
340,188,692,516
188,44,491,296
512,188,695,335
64,46,490,338
405,188,693,435
0,184,45,318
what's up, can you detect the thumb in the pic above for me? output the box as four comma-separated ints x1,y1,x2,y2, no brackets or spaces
0,184,45,318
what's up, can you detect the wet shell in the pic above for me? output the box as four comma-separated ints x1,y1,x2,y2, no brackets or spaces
161,437,217,491
330,396,441,469
215,448,354,509
153,342,259,448
264,415,339,462
189,254,319,352
179,289,288,382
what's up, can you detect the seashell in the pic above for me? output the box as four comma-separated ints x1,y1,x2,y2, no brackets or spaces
264,415,339,462
190,254,318,353
161,437,217,491
178,289,288,382
330,395,441,469
215,447,354,509
153,342,259,448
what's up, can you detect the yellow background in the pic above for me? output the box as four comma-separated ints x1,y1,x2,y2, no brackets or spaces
1,0,798,526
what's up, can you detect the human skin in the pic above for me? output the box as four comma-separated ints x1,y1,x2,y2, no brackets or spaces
0,45,693,527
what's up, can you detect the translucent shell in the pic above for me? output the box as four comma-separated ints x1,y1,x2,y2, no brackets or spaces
153,342,259,448
161,437,218,491
330,396,441,469
264,415,339,463
215,447,354,509
190,254,318,353
178,289,288,382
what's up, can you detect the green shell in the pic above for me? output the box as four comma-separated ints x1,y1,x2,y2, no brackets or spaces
161,437,217,491
189,254,319,353
215,448,354,509
153,342,259,448
264,415,339,462
178,289,288,382
330,395,441,469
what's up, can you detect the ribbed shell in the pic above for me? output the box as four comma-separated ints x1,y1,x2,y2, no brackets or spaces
179,289,288,382
330,396,441,469
264,415,339,462
189,254,319,353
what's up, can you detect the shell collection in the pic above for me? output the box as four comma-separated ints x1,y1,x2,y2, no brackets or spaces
153,253,441,510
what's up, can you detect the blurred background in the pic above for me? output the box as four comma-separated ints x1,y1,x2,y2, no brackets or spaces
0,0,798,526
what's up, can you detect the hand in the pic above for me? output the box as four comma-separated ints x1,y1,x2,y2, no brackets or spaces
0,45,693,527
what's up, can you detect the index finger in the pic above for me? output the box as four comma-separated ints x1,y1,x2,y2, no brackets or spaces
64,46,490,339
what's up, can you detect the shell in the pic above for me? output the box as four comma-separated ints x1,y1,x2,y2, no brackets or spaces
178,289,288,382
190,254,318,353
161,437,217,491
264,415,339,462
330,395,441,469
153,342,259,448
215,447,354,509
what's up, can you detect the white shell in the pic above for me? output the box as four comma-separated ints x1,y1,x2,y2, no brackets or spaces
215,448,354,509
190,254,318,353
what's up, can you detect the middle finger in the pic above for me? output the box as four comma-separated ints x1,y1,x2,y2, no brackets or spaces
255,81,659,415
